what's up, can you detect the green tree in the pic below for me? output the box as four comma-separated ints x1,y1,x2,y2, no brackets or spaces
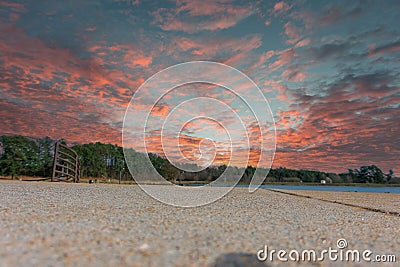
0,136,41,178
72,143,107,178
353,165,385,183
386,170,394,183
37,136,55,177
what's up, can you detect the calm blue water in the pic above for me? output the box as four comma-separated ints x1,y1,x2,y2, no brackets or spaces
187,184,400,194
258,184,400,194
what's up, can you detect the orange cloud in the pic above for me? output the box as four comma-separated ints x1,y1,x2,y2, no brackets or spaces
0,24,152,146
150,105,169,118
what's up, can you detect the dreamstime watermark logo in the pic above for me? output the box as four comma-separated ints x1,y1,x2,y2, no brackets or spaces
257,238,397,263
122,61,276,207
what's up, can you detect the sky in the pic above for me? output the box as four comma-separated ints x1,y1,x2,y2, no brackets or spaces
0,0,399,174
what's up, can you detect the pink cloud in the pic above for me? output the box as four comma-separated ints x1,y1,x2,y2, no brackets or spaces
282,68,307,82
88,44,153,68
289,10,315,30
295,38,311,48
175,0,243,16
271,71,400,174
368,42,400,57
245,50,275,72
284,22,302,45
85,26,96,32
273,1,292,15
151,0,255,33
0,24,155,146
131,55,153,67
150,105,169,118
264,79,290,101
269,48,295,70
166,34,262,60
0,1,26,12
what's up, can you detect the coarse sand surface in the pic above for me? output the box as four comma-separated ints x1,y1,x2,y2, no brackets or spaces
0,180,398,266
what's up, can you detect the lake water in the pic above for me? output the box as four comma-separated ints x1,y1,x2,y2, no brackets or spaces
188,184,400,194
258,184,400,194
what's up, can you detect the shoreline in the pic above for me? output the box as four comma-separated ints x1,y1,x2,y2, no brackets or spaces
2,176,400,187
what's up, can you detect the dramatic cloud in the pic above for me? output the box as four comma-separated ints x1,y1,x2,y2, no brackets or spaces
1,0,399,174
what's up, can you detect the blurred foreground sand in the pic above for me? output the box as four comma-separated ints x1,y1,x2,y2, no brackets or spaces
0,180,398,266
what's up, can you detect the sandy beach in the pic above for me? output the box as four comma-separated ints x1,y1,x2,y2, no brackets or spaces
0,180,398,266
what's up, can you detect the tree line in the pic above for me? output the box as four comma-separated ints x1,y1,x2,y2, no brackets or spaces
0,135,396,184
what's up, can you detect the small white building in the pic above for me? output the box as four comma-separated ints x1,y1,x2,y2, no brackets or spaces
320,179,326,184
